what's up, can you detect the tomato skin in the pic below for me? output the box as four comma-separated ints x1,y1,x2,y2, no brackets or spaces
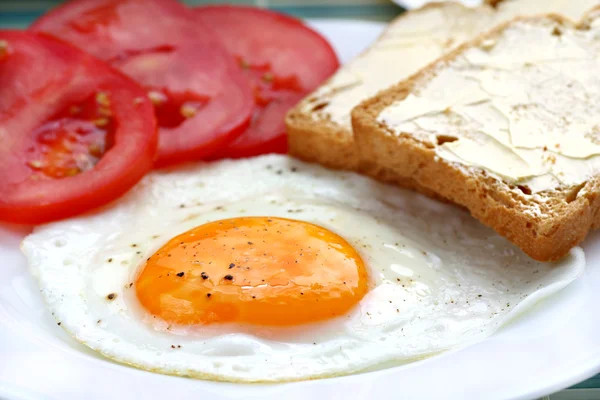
0,31,157,225
32,0,254,167
194,5,340,159
209,95,298,159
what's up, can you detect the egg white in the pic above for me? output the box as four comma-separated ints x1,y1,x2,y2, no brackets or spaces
21,155,584,382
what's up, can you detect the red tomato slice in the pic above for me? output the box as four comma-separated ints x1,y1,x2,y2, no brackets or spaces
194,5,340,159
32,0,254,167
0,31,157,224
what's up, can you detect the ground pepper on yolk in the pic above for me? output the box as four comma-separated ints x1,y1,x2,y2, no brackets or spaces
135,217,368,326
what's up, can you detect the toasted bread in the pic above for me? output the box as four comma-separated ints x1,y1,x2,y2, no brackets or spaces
286,0,598,192
352,8,600,261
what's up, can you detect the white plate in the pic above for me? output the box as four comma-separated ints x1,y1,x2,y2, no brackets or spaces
1,20,600,400
392,0,483,9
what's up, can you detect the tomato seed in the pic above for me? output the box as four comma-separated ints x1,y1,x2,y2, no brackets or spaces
180,104,198,118
148,90,167,105
95,92,110,107
93,118,109,127
27,160,44,169
0,40,10,60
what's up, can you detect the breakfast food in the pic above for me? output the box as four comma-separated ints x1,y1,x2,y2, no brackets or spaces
352,8,600,261
287,2,486,175
7,0,595,386
32,0,254,167
0,30,156,224
194,6,339,158
286,0,598,182
22,155,585,382
0,0,338,225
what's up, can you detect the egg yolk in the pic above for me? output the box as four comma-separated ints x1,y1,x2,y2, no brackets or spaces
135,217,368,326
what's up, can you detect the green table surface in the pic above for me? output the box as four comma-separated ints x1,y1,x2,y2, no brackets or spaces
1,1,599,399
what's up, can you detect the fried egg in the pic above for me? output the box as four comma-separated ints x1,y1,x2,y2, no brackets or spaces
21,155,584,382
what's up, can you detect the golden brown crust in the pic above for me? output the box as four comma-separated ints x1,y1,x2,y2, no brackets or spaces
285,110,449,201
286,110,359,170
284,72,446,200
285,2,475,200
352,12,600,261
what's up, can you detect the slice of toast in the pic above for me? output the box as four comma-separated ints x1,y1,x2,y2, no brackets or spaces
352,7,600,261
285,0,598,190
287,2,494,200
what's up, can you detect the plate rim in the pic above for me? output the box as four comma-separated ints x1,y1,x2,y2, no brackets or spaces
1,18,600,400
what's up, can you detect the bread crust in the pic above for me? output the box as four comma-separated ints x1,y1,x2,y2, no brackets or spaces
352,11,600,261
285,2,475,200
285,109,448,199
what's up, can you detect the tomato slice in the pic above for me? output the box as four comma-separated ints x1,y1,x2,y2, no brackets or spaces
31,0,254,167
0,31,157,224
193,5,340,159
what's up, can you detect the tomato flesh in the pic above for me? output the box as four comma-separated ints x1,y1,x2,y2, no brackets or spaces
32,0,254,167
194,6,340,159
28,92,115,179
146,89,209,129
0,31,157,224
